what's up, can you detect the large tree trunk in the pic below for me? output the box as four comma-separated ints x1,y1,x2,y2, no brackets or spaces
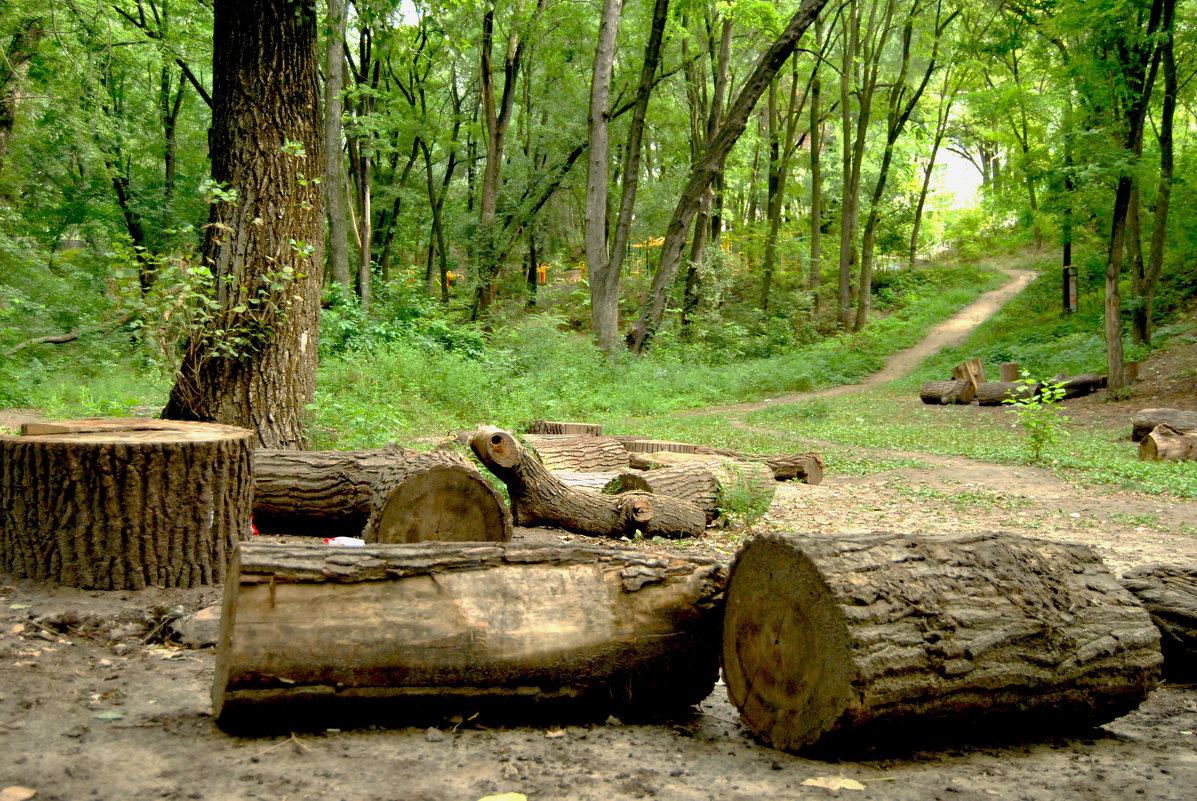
722,532,1161,752
161,0,324,449
1138,424,1197,462
0,16,41,178
1131,408,1197,441
252,446,511,541
212,541,726,731
472,427,705,539
624,0,830,352
1121,564,1197,681
1,419,253,590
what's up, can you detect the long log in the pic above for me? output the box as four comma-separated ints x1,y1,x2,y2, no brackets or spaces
919,379,975,405
471,427,706,539
522,435,630,472
2,418,252,589
524,420,603,436
1138,424,1197,462
625,442,824,485
1121,565,1197,681
722,531,1161,752
253,446,510,542
1047,372,1107,399
975,380,1039,406
1132,408,1197,442
212,541,726,731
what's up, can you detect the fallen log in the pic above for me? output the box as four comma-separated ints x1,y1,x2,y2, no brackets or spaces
522,435,630,472
1121,565,1197,681
919,379,975,405
2,418,252,589
625,443,824,485
559,464,771,524
471,427,706,539
1047,372,1106,399
524,420,603,436
722,531,1161,752
1132,408,1197,442
1138,424,1197,462
975,380,1039,406
212,541,726,731
253,446,511,543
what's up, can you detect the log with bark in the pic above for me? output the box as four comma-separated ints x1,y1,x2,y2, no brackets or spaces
212,541,726,731
951,358,987,393
1132,408,1197,442
1121,565,1197,681
625,442,824,485
1047,372,1107,399
2,418,253,589
975,380,1039,406
558,464,771,524
722,531,1161,752
1138,424,1197,462
253,446,512,543
524,420,603,436
471,427,706,538
919,379,975,405
521,435,630,472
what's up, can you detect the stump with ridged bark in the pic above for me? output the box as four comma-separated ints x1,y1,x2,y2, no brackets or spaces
1,418,253,589
722,531,1162,752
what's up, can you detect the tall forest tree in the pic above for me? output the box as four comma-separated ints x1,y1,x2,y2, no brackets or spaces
162,0,325,449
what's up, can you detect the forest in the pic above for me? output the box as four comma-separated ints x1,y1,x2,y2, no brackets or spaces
0,0,1193,447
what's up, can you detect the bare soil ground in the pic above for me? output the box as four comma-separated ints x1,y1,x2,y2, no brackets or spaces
3,274,1196,801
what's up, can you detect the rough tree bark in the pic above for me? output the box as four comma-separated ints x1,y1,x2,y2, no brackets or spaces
1131,408,1197,441
1,419,252,590
919,379,975,405
723,532,1161,752
1121,564,1197,680
471,427,705,538
0,15,42,178
1138,424,1197,462
212,541,726,731
522,435,630,472
161,0,325,449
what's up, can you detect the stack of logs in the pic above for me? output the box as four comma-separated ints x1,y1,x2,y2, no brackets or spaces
920,359,1107,406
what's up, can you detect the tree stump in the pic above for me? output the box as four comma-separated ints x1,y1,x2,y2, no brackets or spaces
722,531,1161,752
975,380,1038,406
1,418,253,590
471,427,706,539
999,362,1021,382
951,358,987,393
1121,565,1197,681
919,379,975,405
1132,408,1197,442
522,435,630,472
1138,424,1197,462
254,446,511,542
212,541,725,731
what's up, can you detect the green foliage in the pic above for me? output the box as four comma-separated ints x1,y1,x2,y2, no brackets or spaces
716,465,774,529
1002,373,1069,462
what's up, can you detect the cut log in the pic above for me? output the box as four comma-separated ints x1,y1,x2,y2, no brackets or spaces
627,444,825,486
1,418,253,589
212,541,726,731
471,427,706,539
1138,424,1197,462
1047,372,1106,400
606,466,723,523
761,454,824,485
951,358,987,393
1132,408,1197,441
919,379,975,405
722,531,1161,752
254,446,511,543
524,420,603,436
619,439,698,455
522,435,630,472
975,380,1039,406
999,362,1021,382
1121,565,1197,681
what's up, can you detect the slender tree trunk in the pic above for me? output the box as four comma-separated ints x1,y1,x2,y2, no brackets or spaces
624,0,830,352
324,0,351,292
585,0,626,351
163,0,325,449
837,3,858,329
809,17,822,318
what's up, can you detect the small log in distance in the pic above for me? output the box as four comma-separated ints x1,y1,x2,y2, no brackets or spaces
524,420,603,436
999,362,1021,382
522,435,630,472
619,439,698,455
471,426,706,539
722,531,1161,752
1048,372,1107,399
212,541,725,731
1138,424,1197,462
253,446,511,543
1121,565,1197,681
2,418,252,589
919,379,975,405
975,380,1039,406
1132,408,1197,442
628,445,824,486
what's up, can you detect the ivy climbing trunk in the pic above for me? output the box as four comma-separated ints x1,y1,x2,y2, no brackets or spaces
162,0,325,449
